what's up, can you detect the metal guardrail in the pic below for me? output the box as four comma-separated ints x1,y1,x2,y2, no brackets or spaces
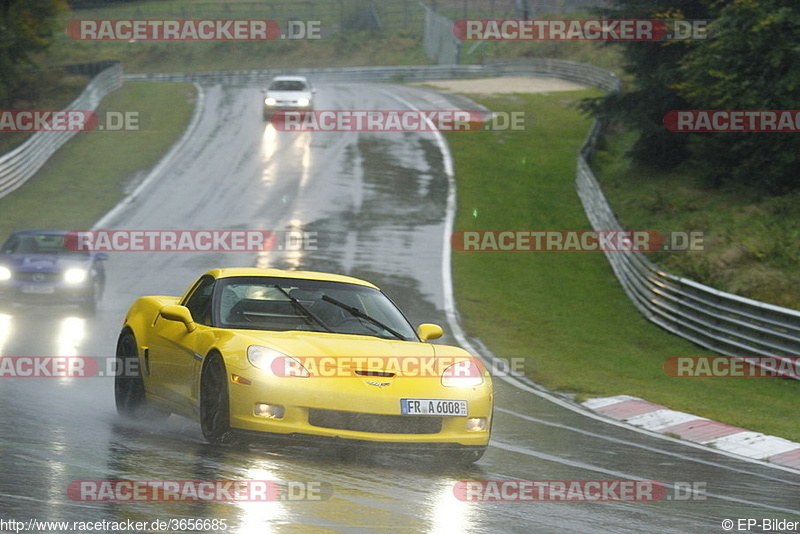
577,150,800,367
0,62,123,200
123,59,619,88
572,80,800,372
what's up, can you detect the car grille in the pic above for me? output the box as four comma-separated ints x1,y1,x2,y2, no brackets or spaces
308,408,442,435
15,272,60,282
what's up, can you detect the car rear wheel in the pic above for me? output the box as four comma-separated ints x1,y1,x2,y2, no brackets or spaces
114,330,169,420
200,354,233,444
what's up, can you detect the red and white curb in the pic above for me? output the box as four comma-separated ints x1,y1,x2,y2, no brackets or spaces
583,395,800,471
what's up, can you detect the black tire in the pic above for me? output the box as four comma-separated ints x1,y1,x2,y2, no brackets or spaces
114,330,147,417
446,446,486,465
200,354,233,444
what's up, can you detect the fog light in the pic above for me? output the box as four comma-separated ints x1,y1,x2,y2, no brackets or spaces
466,417,486,432
254,403,284,419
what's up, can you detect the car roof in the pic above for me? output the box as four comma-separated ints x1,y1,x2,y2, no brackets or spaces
206,268,379,289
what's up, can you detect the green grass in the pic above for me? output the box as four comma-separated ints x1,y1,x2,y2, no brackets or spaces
446,92,800,442
42,30,430,74
38,2,626,74
458,11,624,71
0,81,196,238
592,131,800,311
38,0,430,73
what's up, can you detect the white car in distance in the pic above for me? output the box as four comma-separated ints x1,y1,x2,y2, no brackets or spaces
263,75,315,119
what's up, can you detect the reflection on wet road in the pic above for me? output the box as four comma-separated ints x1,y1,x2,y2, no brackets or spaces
0,83,798,533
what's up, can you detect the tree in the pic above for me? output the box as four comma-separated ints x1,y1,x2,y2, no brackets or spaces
677,0,800,193
0,0,68,106
582,0,712,168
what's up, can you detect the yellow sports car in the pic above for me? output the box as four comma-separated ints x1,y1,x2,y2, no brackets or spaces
115,268,493,462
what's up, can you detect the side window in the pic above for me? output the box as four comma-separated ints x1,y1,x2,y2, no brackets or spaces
183,276,216,326
1,236,18,254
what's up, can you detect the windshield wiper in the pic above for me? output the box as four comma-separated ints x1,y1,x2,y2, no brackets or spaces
321,294,406,340
273,285,334,333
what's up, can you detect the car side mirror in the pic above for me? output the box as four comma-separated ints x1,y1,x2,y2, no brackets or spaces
417,323,443,342
160,304,196,333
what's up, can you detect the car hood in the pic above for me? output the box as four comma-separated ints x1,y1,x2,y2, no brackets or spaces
0,254,89,272
219,330,479,378
239,330,436,359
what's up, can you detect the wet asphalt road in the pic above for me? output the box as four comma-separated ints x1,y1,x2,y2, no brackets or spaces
0,83,798,533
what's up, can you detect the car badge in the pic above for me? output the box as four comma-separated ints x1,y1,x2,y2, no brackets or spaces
32,273,46,282
366,381,391,387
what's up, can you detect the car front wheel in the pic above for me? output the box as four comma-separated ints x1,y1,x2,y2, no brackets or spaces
200,353,233,444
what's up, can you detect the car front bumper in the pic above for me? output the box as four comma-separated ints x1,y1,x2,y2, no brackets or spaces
263,103,313,114
227,373,493,447
0,281,95,305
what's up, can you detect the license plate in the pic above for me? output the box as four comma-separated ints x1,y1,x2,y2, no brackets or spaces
401,399,467,416
21,285,55,294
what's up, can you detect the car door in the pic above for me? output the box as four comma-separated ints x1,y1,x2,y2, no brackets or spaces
147,275,216,414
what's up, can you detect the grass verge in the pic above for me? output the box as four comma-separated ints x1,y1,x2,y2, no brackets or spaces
0,81,196,238
446,91,800,442
591,131,800,311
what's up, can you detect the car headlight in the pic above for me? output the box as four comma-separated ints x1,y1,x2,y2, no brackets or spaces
0,266,11,281
264,97,277,106
297,97,310,107
247,345,309,377
441,360,484,387
64,268,88,284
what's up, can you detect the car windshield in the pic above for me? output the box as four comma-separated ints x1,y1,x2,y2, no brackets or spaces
0,233,88,257
268,80,308,92
215,276,417,340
